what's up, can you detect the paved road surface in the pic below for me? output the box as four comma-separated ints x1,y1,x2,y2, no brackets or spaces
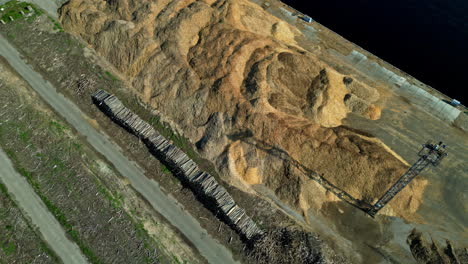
0,34,238,264
0,149,89,264
30,0,61,19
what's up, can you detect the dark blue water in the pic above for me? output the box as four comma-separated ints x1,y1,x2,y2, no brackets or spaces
282,0,468,103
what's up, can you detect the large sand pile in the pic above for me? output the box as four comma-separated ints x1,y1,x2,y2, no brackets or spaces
59,0,425,220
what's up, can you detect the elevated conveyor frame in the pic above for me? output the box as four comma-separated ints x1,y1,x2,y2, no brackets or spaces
366,141,447,217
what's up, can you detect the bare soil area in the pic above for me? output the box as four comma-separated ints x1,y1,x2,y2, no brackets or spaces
0,182,59,264
0,50,199,263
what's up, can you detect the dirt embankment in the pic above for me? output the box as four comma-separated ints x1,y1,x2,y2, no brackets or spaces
59,0,426,222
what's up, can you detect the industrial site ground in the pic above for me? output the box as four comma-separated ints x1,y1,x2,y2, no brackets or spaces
0,0,466,263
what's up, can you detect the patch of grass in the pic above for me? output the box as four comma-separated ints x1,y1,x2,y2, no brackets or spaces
172,255,181,264
50,157,66,172
49,120,68,136
72,142,83,151
18,130,30,143
132,222,159,264
64,37,74,47
0,183,8,195
104,71,119,82
171,255,189,264
0,1,33,23
6,32,15,39
29,5,42,16
18,166,102,264
1,242,16,256
4,149,18,163
134,222,147,237
13,21,23,30
0,180,61,263
160,164,171,174
53,21,63,31
97,184,122,209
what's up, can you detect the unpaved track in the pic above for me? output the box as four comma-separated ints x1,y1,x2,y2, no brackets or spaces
0,149,89,264
0,34,238,264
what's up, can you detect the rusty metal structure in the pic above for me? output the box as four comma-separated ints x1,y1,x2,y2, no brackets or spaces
366,141,448,217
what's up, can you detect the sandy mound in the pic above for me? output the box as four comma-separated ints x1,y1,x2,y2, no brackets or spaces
345,77,380,102
60,0,425,221
345,94,382,120
228,141,262,186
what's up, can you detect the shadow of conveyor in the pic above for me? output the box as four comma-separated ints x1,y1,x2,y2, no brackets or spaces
228,130,375,216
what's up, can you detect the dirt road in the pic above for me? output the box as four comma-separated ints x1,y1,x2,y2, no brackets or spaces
0,34,238,264
0,149,89,264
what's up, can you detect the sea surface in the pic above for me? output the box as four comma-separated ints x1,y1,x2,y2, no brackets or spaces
282,0,468,103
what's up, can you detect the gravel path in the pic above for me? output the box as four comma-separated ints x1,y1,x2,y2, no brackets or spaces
0,149,89,264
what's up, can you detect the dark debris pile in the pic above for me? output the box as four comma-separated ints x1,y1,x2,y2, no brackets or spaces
246,227,326,264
